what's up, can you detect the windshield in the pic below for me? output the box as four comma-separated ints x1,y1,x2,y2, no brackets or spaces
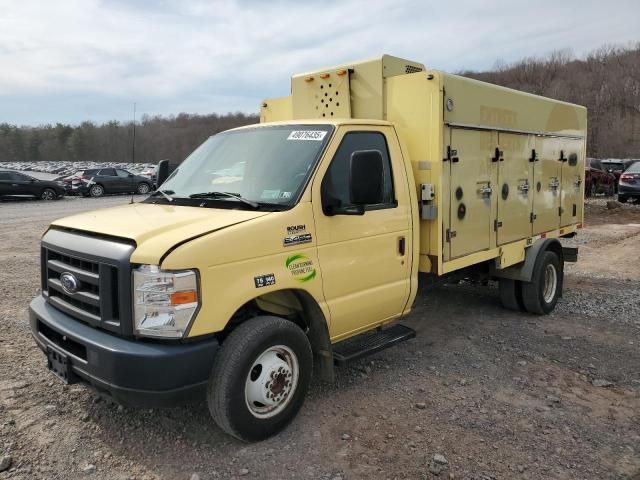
159,125,333,206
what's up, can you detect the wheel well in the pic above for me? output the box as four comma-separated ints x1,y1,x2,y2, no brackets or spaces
224,289,334,382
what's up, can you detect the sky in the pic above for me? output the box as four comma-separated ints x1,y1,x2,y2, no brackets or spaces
0,0,639,126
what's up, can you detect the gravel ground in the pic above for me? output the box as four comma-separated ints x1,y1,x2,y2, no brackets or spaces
0,196,639,480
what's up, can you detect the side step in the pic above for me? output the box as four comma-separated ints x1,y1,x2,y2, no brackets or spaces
333,324,416,366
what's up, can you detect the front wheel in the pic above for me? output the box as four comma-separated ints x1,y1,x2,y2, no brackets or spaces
136,182,150,194
207,316,313,441
40,188,56,201
521,251,562,315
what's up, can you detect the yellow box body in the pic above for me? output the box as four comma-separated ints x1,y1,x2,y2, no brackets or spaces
54,55,585,344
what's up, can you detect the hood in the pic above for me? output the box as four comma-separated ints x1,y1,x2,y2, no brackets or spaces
51,202,270,264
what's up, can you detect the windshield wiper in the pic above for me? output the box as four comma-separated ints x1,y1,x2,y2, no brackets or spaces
149,189,175,202
189,191,259,209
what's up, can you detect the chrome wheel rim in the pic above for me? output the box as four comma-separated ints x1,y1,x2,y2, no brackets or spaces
91,185,103,197
542,263,557,304
42,190,54,200
245,345,299,419
138,183,149,194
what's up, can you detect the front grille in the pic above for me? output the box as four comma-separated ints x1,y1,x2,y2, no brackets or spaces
41,229,135,335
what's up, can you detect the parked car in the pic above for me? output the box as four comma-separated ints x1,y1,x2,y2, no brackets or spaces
585,158,616,197
74,168,153,197
618,161,640,203
0,171,65,200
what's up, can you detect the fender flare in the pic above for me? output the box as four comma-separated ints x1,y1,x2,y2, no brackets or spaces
491,238,564,283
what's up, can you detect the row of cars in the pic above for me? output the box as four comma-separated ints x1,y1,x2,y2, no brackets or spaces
0,162,159,200
586,158,640,201
4,160,157,179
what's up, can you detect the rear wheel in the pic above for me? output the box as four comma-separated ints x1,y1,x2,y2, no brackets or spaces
89,184,104,197
207,316,312,441
521,251,562,315
40,188,56,201
499,278,525,312
136,182,150,194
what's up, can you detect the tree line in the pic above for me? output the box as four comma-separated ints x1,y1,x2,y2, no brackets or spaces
0,113,257,165
1,43,638,164
460,44,640,159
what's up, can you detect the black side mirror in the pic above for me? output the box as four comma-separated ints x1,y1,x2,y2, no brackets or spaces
128,173,134,178
350,150,384,205
156,160,169,187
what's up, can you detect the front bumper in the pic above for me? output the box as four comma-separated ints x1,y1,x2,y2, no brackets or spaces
29,295,219,407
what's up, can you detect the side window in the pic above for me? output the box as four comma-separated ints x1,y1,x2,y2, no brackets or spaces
10,173,29,181
0,172,10,180
116,169,130,178
99,168,117,176
321,132,395,211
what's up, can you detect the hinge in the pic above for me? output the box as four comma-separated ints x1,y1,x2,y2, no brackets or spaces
559,150,567,162
529,149,538,162
494,220,503,231
492,147,504,162
558,206,564,216
445,229,457,242
530,212,536,223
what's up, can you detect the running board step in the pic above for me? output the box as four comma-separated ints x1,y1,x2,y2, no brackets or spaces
333,324,416,365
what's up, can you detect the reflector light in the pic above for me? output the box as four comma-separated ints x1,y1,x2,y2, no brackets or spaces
336,69,347,76
171,290,197,305
320,73,330,79
304,76,314,82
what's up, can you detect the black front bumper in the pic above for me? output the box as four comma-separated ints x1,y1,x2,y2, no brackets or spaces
29,295,219,407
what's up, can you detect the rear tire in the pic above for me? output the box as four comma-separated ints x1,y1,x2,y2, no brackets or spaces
521,251,562,315
207,316,313,442
40,188,56,201
499,278,525,312
89,184,104,197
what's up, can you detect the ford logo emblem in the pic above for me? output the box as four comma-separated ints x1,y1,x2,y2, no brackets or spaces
60,272,79,294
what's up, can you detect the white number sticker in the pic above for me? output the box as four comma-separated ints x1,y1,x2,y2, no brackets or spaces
287,130,327,141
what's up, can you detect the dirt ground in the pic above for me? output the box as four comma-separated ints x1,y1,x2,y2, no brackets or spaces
1,195,639,480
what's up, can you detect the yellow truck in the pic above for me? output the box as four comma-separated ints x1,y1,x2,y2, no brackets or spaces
29,55,586,441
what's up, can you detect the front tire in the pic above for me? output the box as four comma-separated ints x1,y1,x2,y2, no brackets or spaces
207,316,313,442
136,182,150,194
40,188,56,201
89,184,104,197
521,251,562,315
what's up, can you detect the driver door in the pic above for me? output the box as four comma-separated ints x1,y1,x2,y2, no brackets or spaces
311,126,412,341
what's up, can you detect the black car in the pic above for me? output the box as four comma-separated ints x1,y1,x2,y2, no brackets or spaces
0,171,65,200
618,161,640,203
72,168,153,197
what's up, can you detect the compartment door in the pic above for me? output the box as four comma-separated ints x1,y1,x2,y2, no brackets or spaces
532,137,561,235
560,139,584,227
497,133,534,245
448,129,497,258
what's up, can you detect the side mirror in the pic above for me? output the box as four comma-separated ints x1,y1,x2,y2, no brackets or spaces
128,173,134,178
156,160,169,187
350,150,384,205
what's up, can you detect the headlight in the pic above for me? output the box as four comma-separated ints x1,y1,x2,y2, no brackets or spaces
133,265,199,338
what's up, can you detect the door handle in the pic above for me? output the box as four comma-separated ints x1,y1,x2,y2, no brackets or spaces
398,237,406,256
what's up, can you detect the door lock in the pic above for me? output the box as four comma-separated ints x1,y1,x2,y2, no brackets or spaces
549,178,560,190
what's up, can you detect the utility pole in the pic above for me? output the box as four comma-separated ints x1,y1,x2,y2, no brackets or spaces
132,102,136,164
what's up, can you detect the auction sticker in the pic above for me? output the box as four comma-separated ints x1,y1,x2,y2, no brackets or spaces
285,254,316,282
287,130,327,141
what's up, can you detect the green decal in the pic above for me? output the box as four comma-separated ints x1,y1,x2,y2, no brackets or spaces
285,253,316,283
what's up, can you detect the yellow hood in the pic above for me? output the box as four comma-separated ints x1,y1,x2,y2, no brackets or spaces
51,202,270,265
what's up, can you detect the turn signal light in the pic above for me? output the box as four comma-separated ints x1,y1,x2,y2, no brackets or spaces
319,73,330,79
304,76,314,82
336,69,347,76
171,290,197,305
